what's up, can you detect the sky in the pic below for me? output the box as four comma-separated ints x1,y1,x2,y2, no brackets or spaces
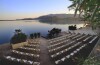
0,0,74,20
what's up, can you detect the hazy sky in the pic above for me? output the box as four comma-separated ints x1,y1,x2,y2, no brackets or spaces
0,0,74,20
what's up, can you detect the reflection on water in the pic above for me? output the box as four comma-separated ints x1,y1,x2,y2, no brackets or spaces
0,20,84,44
38,19,84,24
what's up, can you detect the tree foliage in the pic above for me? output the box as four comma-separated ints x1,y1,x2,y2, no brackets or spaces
68,0,100,27
47,28,61,39
10,30,27,44
30,32,41,39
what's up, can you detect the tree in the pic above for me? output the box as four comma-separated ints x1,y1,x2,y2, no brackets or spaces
68,0,100,28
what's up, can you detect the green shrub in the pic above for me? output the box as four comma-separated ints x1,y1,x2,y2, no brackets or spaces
10,30,27,44
83,57,100,65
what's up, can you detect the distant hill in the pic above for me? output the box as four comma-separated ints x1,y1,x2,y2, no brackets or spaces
0,14,82,21
37,14,81,21
14,14,82,21
0,14,83,24
45,14,80,18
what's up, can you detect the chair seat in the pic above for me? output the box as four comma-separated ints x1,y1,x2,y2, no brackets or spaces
55,60,60,64
70,53,74,56
61,57,66,61
66,55,70,59
33,62,40,65
28,61,33,64
17,58,21,62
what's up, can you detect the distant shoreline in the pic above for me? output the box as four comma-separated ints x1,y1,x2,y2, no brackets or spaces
0,20,16,21
0,14,82,21
0,19,37,21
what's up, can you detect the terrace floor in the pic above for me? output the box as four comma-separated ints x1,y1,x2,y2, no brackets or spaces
61,26,98,35
0,26,100,65
40,38,54,65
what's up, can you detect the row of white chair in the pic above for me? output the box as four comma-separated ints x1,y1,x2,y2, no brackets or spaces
48,33,76,44
49,40,76,53
49,34,88,52
89,36,98,44
72,34,83,40
26,44,39,47
49,33,79,45
48,33,71,42
19,47,40,51
48,34,85,50
76,34,88,41
48,39,70,49
65,33,79,39
51,42,82,58
24,45,39,49
83,36,93,42
11,50,39,58
49,34,93,55
49,37,67,44
4,55,40,65
55,44,87,65
48,34,98,65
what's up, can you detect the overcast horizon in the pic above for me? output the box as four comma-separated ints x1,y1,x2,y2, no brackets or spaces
0,0,74,20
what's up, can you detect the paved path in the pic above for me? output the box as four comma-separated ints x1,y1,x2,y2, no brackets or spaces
39,38,54,65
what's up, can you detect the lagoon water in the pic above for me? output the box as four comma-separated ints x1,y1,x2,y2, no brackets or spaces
0,20,84,44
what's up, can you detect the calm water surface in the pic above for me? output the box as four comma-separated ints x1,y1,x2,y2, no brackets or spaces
0,20,84,44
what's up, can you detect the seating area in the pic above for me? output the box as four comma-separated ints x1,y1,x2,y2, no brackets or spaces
1,39,40,65
55,44,87,65
47,33,99,65
0,32,99,65
3,56,40,65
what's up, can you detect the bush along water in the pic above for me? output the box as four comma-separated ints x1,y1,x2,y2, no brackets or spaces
47,28,61,39
10,29,27,44
30,32,41,39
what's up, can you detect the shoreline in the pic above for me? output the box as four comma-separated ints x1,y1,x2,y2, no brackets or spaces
0,31,99,65
0,26,99,46
0,25,99,55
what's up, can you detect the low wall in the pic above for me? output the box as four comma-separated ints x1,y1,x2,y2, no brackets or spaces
11,42,28,49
